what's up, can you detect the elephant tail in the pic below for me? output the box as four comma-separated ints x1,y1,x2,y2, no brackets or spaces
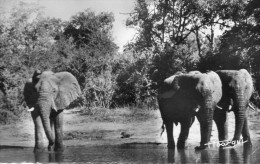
160,121,178,136
160,122,165,136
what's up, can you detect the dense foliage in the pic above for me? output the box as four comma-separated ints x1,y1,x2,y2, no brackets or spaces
1,0,260,123
125,0,260,103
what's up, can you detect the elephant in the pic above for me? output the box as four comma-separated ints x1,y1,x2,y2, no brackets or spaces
158,71,223,149
216,69,254,146
23,70,81,152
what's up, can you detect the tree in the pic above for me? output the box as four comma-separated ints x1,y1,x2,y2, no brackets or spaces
126,0,255,84
0,2,64,123
53,10,119,108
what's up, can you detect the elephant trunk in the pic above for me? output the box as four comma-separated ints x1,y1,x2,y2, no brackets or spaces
198,99,214,148
233,92,246,141
204,107,214,144
38,89,55,146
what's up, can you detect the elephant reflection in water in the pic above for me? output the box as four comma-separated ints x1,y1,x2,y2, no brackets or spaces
24,70,81,152
197,144,252,163
34,151,64,163
218,144,252,163
158,71,223,150
167,145,252,163
167,148,191,163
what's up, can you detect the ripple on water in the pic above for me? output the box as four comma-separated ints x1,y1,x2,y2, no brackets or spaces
1,142,260,163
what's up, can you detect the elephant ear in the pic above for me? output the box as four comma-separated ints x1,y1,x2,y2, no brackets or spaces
24,78,38,109
163,72,184,90
164,75,181,91
32,70,42,84
159,73,182,99
166,73,203,92
53,72,81,110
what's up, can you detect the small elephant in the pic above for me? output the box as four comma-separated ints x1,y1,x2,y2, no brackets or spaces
24,70,81,152
158,71,223,149
216,69,254,145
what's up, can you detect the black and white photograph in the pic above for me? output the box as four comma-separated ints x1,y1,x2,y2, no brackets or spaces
1,0,260,163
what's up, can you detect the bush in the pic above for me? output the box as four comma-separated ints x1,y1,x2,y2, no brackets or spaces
83,68,117,109
111,50,157,109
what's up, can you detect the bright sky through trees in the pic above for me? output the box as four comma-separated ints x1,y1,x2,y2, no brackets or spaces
0,0,136,52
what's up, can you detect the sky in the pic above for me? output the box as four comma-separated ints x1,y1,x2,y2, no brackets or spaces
0,0,137,52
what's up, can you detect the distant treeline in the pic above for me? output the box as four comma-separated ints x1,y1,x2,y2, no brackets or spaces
0,0,260,124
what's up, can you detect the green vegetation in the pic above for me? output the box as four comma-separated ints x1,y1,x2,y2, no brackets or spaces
1,0,260,124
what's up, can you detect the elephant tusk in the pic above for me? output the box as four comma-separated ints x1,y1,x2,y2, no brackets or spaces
51,98,57,111
27,107,34,112
216,105,223,110
228,105,232,110
164,75,176,84
195,107,199,112
248,103,256,111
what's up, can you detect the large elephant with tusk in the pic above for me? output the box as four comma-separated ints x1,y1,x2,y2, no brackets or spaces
158,71,224,150
24,70,81,152
216,69,254,146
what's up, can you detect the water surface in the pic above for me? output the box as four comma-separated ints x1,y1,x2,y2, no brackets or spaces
1,142,260,163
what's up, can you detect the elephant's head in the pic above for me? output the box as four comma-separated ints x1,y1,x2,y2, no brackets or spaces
25,70,81,110
159,71,222,101
24,70,81,147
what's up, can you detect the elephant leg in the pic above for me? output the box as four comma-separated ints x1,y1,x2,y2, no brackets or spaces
214,109,228,141
190,116,195,127
195,107,214,150
177,119,191,149
48,112,56,151
242,114,251,146
54,110,64,151
31,110,45,152
165,120,175,149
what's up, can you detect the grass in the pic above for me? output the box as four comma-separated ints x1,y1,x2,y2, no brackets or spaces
77,106,160,123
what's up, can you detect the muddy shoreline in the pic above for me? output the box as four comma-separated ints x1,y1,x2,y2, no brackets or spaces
1,108,260,162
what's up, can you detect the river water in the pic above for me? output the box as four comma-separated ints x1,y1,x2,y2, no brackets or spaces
1,142,260,163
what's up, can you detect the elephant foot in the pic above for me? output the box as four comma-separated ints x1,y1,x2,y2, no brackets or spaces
177,141,186,149
48,144,55,151
244,140,252,147
242,138,252,146
34,143,45,152
54,145,64,152
34,147,45,152
167,143,175,149
195,144,208,150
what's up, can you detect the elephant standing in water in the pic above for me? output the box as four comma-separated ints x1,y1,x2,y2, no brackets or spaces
158,71,223,149
24,70,81,152
216,69,254,146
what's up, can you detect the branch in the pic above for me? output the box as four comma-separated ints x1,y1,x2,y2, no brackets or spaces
119,12,138,15
209,21,231,28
